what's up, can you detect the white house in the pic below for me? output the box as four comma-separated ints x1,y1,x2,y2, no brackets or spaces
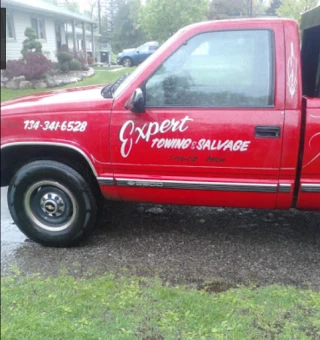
1,0,99,63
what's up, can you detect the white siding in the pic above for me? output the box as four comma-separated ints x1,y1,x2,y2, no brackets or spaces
6,9,58,62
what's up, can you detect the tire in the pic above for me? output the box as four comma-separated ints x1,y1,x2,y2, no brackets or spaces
8,160,98,247
122,57,133,67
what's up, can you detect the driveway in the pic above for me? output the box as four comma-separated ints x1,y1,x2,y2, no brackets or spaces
1,187,320,290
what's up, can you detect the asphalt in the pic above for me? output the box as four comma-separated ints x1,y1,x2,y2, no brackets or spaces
1,187,320,290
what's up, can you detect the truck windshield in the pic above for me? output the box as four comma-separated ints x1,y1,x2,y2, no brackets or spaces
101,73,130,98
113,27,186,98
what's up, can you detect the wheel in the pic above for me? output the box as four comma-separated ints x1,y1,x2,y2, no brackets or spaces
8,160,98,247
122,57,133,67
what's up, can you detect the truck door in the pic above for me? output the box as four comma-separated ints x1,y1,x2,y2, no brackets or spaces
110,22,286,209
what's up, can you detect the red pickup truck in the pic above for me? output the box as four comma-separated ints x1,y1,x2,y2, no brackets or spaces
1,16,319,247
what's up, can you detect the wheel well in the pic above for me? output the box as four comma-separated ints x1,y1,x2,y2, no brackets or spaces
122,57,133,65
1,145,101,196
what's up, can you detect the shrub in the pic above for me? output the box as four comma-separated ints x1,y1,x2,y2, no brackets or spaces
51,62,60,70
60,61,70,72
56,52,73,64
73,50,87,70
22,53,52,80
4,53,51,80
88,56,94,65
60,44,69,53
4,59,25,79
68,59,81,71
21,27,42,58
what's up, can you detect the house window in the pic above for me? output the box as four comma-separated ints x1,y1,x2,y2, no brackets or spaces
31,18,46,40
6,13,15,39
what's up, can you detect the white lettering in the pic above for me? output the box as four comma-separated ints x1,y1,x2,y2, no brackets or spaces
196,139,206,151
119,116,194,157
164,139,177,148
183,138,192,149
135,124,147,143
119,120,134,158
179,116,194,132
217,140,229,150
224,141,234,151
118,116,252,157
145,122,159,142
159,120,172,133
203,140,211,150
233,140,243,151
157,138,166,148
196,139,251,152
240,141,251,151
151,138,159,148
153,138,193,150
210,140,217,150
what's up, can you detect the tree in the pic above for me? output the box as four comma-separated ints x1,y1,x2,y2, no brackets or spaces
277,0,318,22
140,0,209,42
101,0,124,42
266,0,282,15
208,0,267,19
84,0,99,19
50,0,81,13
110,0,146,53
21,27,43,58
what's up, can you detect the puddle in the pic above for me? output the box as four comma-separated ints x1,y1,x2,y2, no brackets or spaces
1,223,26,244
1,187,26,244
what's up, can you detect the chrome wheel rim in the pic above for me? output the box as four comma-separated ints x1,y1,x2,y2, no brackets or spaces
123,59,131,67
24,180,77,232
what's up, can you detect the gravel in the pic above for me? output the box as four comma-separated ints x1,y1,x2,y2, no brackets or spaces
2,187,319,290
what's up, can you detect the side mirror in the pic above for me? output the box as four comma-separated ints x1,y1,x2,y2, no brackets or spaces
127,88,145,113
136,49,140,53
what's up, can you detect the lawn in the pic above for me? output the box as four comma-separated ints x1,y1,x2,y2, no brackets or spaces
0,67,135,102
1,274,320,339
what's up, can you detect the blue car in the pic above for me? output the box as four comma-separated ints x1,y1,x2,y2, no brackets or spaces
117,41,159,67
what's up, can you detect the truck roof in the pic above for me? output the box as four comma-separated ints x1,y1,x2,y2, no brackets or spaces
182,17,296,32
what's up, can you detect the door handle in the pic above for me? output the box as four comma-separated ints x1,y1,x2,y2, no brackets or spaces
255,126,281,138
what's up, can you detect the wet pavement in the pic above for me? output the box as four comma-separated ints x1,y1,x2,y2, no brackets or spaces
1,187,320,289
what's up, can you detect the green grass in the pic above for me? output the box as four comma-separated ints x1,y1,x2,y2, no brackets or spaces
2,274,320,340
93,66,123,71
0,67,135,102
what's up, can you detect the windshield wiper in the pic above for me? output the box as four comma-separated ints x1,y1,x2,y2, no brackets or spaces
101,73,130,99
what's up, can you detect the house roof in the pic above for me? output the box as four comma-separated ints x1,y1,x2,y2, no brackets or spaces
1,0,97,24
65,25,101,37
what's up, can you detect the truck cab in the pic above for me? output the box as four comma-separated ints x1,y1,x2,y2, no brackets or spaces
1,16,319,247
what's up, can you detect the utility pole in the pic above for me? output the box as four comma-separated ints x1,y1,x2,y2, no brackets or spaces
98,0,101,62
249,0,253,17
98,0,101,35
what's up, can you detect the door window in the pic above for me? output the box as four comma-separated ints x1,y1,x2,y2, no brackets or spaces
138,44,150,53
145,30,274,108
